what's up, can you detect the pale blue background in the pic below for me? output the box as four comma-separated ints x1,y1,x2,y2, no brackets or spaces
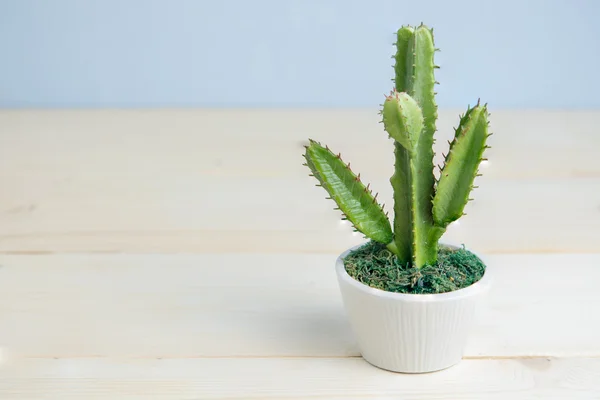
0,0,598,108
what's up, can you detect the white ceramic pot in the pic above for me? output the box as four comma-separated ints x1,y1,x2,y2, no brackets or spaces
335,243,491,373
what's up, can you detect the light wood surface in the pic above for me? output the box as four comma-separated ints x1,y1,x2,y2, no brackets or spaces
0,253,598,359
0,109,598,398
2,358,599,399
0,109,598,254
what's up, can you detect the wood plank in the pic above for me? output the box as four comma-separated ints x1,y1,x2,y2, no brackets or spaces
0,357,598,399
0,253,598,359
1,109,598,179
0,110,598,254
0,175,597,254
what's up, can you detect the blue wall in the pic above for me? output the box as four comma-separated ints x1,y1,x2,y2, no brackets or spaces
0,0,598,108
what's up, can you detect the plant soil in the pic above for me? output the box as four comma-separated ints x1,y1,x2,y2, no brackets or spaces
343,241,486,294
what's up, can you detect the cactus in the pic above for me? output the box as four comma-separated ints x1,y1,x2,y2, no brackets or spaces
304,23,491,268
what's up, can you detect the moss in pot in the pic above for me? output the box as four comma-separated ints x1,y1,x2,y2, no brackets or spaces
303,23,492,373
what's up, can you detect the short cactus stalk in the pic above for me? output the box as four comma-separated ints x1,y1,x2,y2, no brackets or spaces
304,23,491,269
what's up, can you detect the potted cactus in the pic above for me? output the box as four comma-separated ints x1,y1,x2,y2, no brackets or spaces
303,24,492,373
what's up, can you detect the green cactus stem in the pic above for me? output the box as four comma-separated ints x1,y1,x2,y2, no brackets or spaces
389,24,439,268
303,140,394,247
433,102,490,227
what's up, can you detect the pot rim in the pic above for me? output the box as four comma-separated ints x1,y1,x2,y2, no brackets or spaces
335,242,491,302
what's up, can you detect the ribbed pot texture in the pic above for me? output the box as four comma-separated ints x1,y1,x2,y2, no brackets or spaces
336,244,491,373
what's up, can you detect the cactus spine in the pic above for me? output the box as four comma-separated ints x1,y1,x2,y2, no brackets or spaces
304,23,490,268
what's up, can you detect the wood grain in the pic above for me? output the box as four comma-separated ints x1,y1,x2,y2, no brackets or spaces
0,109,598,399
0,110,598,254
1,357,599,399
0,253,598,359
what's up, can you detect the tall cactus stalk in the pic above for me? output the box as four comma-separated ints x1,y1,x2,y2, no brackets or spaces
389,25,440,267
303,23,491,268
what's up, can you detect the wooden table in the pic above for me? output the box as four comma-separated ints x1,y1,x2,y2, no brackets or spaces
0,109,598,399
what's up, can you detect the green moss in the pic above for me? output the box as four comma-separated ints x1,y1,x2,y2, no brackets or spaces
343,241,486,294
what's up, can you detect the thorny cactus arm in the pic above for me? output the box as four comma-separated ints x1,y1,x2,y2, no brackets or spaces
391,24,439,268
433,103,490,228
303,140,395,247
382,91,423,152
